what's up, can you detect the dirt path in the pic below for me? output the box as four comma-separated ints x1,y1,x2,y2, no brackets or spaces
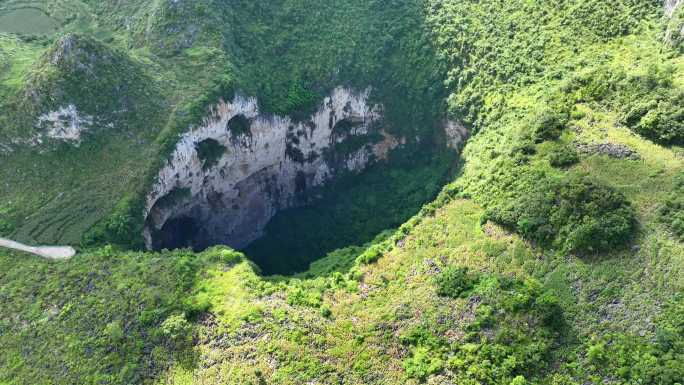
0,237,75,260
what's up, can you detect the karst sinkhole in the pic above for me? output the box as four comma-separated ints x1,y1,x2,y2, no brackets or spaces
148,146,456,276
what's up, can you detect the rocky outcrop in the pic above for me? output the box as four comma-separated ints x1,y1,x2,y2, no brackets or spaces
665,0,684,47
665,0,683,17
574,141,641,160
9,33,163,147
444,120,469,151
0,105,94,149
143,87,402,250
35,105,93,144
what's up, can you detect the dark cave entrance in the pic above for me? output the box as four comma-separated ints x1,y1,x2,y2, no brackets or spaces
244,148,457,275
151,216,199,251
148,146,457,276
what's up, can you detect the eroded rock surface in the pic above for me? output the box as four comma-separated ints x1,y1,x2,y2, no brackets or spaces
574,141,641,160
35,104,93,144
665,0,684,47
665,0,683,16
144,87,400,250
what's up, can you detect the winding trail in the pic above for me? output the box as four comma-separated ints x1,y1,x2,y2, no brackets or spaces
0,237,75,260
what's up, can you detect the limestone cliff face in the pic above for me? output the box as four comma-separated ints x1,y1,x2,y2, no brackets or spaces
444,120,469,151
665,0,684,47
143,87,401,250
665,0,683,16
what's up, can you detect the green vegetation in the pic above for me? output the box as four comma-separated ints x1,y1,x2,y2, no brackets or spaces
0,205,14,236
0,0,683,384
403,274,563,383
0,246,242,384
194,139,226,170
0,8,59,35
548,143,580,168
485,175,637,254
622,88,684,145
659,172,684,241
532,109,570,143
434,266,475,298
245,147,455,274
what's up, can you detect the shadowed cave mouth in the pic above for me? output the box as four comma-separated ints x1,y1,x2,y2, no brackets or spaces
149,146,457,276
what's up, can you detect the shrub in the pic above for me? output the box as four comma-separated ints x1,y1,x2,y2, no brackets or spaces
586,341,607,364
195,138,227,170
435,267,476,298
83,196,145,249
0,218,13,236
621,92,684,145
548,145,580,168
658,172,684,241
105,321,124,343
403,346,444,381
0,205,13,236
485,174,636,254
400,327,447,381
532,109,569,143
159,314,192,344
585,296,684,385
510,376,528,385
286,285,323,308
204,247,243,265
320,305,332,318
356,244,385,265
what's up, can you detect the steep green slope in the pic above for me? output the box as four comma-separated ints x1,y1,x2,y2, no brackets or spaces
0,0,447,248
1,0,684,384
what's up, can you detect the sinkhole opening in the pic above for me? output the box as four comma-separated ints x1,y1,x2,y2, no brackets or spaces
154,217,198,251
148,147,457,276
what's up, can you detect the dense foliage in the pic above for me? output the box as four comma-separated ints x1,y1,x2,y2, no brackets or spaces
485,175,636,254
246,147,455,274
2,33,165,140
581,295,684,384
403,273,562,383
0,0,683,384
0,246,241,384
659,172,684,241
434,266,475,298
548,143,580,168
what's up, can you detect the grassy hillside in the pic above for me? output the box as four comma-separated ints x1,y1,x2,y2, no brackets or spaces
1,0,683,384
0,0,447,247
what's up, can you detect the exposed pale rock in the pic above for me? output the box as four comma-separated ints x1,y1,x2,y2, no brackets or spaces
574,141,641,160
443,120,469,151
665,0,684,17
0,142,12,155
3,104,93,149
144,87,400,250
665,0,684,46
36,104,93,144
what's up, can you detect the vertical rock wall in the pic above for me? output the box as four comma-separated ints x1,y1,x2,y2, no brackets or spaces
143,87,400,250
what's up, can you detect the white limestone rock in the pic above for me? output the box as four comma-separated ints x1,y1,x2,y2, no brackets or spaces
665,0,683,17
143,87,401,250
36,104,93,144
444,120,469,151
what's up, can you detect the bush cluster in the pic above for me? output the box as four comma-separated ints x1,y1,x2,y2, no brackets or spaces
621,91,684,146
195,138,227,170
403,274,562,383
564,63,684,146
0,205,13,236
548,144,580,168
583,296,684,384
532,109,569,143
484,174,636,254
435,267,476,298
659,172,684,241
